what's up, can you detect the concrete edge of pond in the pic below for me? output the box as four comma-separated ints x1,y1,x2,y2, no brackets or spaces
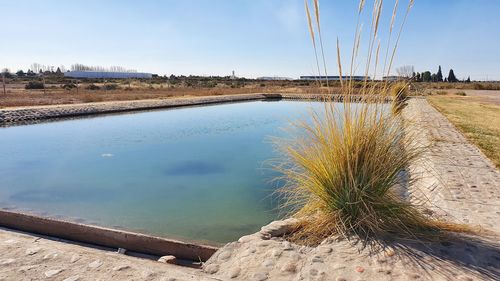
0,93,393,126
0,209,218,262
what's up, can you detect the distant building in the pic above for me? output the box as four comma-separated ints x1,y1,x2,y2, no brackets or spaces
299,75,369,81
257,76,293,81
64,71,152,79
382,76,403,81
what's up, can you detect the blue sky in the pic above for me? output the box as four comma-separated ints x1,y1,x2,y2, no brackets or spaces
2,0,499,80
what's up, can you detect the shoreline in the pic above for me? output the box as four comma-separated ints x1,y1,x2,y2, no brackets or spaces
0,93,391,127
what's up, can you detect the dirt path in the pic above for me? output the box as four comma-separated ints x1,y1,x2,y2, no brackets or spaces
0,228,217,281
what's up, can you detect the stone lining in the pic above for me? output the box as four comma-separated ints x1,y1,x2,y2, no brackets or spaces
0,93,392,127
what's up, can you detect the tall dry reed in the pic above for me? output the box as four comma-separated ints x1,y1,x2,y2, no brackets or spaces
277,0,469,245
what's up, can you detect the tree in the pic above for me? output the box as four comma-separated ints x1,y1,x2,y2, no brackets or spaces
466,76,471,83
448,69,458,82
396,65,415,78
415,72,421,82
1,68,12,79
431,73,437,82
16,70,25,77
436,65,443,82
422,71,432,82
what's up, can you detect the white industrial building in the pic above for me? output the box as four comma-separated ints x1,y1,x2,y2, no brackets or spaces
300,75,369,81
64,71,152,79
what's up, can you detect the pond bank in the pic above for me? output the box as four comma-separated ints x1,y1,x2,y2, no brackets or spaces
0,93,391,126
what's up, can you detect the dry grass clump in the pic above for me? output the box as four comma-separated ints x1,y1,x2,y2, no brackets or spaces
276,0,470,245
391,82,409,102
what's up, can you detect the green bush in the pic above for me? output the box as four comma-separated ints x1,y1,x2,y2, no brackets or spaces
62,83,76,90
25,81,45,89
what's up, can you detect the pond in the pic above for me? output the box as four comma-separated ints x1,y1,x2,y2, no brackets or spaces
0,100,343,245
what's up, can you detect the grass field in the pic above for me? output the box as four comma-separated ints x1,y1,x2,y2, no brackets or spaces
428,94,500,168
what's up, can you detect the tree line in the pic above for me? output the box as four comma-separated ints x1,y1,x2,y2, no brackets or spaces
412,65,470,83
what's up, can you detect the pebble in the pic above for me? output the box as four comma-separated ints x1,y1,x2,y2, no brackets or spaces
88,259,103,268
117,248,127,254
281,262,297,273
312,255,324,263
385,248,395,257
204,264,219,274
43,253,58,260
44,269,63,278
319,246,333,254
238,234,258,243
18,265,38,272
261,259,274,267
70,254,81,263
1,258,16,265
283,241,293,250
253,272,268,281
228,267,241,278
218,250,232,261
356,266,365,273
257,240,272,247
158,255,177,265
377,257,387,263
336,277,346,281
25,247,41,255
63,276,80,281
113,265,131,271
310,268,319,276
271,249,282,257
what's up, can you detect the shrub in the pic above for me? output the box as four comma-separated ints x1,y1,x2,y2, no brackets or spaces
435,90,448,95
275,0,469,245
455,91,466,96
25,81,45,89
103,83,119,90
62,83,76,90
86,84,100,90
390,82,408,101
473,83,484,90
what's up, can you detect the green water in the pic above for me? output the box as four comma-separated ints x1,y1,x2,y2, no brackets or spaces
0,100,339,244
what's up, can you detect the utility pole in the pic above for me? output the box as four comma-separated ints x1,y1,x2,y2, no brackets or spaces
42,74,46,95
2,72,6,95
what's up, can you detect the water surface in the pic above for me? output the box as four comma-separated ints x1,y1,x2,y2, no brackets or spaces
0,100,338,244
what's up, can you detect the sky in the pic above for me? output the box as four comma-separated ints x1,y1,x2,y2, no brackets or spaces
1,0,499,80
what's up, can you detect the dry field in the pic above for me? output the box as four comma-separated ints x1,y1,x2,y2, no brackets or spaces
428,90,500,167
0,82,342,108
